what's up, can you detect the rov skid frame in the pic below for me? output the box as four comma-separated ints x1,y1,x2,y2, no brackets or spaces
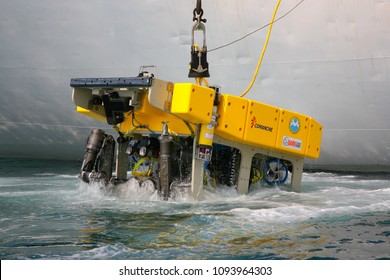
71,74,322,199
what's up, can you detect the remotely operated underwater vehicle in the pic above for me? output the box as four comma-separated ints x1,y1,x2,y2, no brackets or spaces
71,1,322,200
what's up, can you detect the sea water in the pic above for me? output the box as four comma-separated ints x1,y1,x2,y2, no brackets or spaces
0,158,389,260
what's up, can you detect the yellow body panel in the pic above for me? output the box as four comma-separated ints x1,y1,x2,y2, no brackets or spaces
171,83,215,124
119,93,195,136
276,110,310,156
73,81,322,160
243,101,280,149
214,94,248,141
305,118,323,159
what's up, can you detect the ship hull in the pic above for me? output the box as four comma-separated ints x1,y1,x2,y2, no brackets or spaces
1,0,389,169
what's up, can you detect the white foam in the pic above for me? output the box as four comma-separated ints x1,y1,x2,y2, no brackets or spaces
113,178,159,201
69,243,133,260
72,173,390,229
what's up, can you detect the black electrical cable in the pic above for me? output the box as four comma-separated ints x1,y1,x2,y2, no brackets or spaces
130,111,158,136
208,0,305,52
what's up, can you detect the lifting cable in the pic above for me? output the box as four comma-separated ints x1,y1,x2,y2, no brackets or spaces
189,0,294,95
208,0,305,53
240,0,281,98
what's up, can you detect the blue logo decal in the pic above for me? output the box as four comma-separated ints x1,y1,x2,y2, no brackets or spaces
289,118,300,133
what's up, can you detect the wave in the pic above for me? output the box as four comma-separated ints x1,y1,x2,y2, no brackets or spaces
33,173,78,179
74,175,390,223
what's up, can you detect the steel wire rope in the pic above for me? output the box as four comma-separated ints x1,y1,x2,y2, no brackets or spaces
208,0,305,53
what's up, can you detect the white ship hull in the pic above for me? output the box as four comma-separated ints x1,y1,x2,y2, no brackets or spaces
1,0,389,169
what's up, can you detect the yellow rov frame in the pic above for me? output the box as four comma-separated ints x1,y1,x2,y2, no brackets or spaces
72,75,322,198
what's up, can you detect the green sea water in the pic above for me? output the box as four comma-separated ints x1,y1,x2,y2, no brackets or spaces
0,159,389,260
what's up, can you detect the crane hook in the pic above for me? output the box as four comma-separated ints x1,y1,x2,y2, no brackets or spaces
193,0,207,23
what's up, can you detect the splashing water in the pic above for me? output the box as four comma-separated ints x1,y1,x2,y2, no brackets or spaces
0,159,389,259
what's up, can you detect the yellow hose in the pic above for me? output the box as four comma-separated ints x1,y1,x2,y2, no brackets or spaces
132,157,151,177
240,0,281,97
